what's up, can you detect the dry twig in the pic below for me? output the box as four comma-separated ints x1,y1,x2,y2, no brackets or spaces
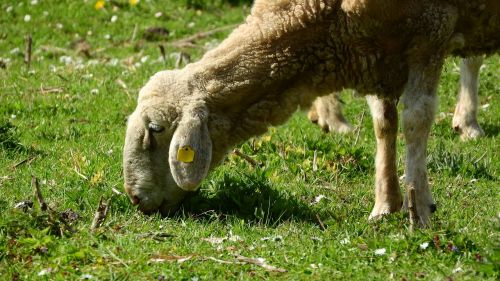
232,149,261,167
169,24,237,48
315,214,326,231
235,255,287,273
158,44,167,66
407,185,419,231
354,110,365,146
11,155,37,169
24,35,32,70
32,176,48,211
312,150,318,171
91,197,111,232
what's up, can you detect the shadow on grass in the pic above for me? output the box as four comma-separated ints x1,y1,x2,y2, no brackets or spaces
482,123,500,138
179,169,326,226
0,119,40,157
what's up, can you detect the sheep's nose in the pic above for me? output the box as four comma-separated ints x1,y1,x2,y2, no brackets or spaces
130,195,141,205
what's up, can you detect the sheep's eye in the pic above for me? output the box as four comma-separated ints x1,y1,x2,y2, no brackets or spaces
148,122,165,133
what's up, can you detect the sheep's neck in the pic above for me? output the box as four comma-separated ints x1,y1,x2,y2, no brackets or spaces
186,22,337,164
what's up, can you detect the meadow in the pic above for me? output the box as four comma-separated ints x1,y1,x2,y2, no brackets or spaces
0,0,498,280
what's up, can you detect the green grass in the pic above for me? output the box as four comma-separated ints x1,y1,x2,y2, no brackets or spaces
1,1,499,280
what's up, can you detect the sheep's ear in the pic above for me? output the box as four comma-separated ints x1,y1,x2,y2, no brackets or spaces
169,105,212,191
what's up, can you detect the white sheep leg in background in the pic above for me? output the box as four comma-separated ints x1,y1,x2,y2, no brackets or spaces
307,93,352,133
402,65,441,227
452,56,484,140
366,95,402,220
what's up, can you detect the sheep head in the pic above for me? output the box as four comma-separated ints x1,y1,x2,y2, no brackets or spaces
123,70,212,215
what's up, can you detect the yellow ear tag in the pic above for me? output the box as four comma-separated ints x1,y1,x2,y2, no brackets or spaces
177,146,195,163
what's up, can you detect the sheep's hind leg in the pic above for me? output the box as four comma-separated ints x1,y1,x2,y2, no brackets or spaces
308,93,352,133
452,56,484,140
402,64,442,227
367,95,402,220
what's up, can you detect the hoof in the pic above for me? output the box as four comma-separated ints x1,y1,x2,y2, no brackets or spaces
430,203,437,213
452,119,484,141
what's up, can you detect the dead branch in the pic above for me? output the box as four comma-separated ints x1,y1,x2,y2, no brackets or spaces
315,214,326,231
158,44,167,66
32,176,47,211
354,110,365,146
312,150,318,171
40,45,73,57
11,155,37,169
24,35,32,70
407,185,419,232
91,197,111,232
235,255,287,273
232,149,261,167
169,24,237,48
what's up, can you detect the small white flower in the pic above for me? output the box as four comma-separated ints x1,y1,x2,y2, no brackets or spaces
111,15,118,23
106,149,113,155
107,58,119,66
59,56,73,65
187,22,195,28
452,267,462,274
90,89,99,95
38,268,53,276
80,274,94,280
154,12,162,18
104,34,111,40
420,242,429,250
340,237,350,245
140,55,149,63
310,263,318,269
374,248,386,255
10,48,20,55
10,114,17,119
6,6,13,13
87,30,93,36
43,11,49,16
312,194,326,205
31,0,39,5
56,23,63,29
24,15,31,22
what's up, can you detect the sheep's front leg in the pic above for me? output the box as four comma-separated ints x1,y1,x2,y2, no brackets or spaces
367,95,402,219
308,93,352,133
402,65,441,227
452,56,484,140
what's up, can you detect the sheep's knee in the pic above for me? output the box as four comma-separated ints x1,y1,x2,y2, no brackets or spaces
309,93,352,134
452,56,484,141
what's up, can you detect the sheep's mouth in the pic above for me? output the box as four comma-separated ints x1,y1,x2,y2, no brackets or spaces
158,199,183,216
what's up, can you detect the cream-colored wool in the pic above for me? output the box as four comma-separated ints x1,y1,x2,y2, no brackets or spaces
123,0,500,225
310,56,487,140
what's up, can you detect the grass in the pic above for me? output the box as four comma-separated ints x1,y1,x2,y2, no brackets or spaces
0,0,499,280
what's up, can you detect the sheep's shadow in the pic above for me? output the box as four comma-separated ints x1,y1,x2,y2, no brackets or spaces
178,171,325,226
482,123,500,138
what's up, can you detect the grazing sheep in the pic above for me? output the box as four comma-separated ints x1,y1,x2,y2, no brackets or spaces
308,56,487,140
123,0,500,226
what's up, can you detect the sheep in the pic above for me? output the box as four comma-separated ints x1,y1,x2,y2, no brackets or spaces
308,56,487,140
123,0,500,226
